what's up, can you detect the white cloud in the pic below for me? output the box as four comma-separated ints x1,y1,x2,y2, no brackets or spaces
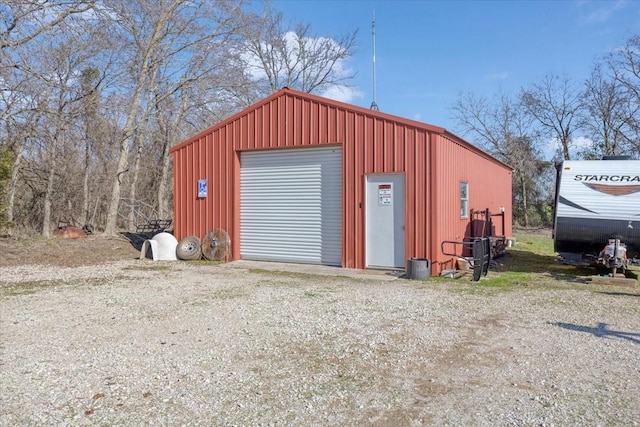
486,71,510,81
572,135,594,150
320,85,362,104
543,135,595,160
239,48,266,81
577,0,628,24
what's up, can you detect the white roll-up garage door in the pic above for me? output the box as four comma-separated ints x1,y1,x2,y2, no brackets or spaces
240,146,342,265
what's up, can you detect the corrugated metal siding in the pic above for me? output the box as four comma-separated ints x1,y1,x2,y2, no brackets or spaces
431,134,513,272
171,88,512,271
239,146,342,265
340,115,434,269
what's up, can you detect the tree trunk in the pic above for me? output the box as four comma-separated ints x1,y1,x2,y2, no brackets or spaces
127,142,143,231
520,174,528,228
561,135,571,161
157,139,172,219
81,137,90,226
103,77,146,235
104,131,130,234
42,134,61,237
7,138,26,224
157,93,188,220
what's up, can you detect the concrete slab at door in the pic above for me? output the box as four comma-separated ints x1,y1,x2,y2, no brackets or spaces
366,174,405,268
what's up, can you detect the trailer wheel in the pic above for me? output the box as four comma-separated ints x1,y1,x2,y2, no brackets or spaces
177,236,201,260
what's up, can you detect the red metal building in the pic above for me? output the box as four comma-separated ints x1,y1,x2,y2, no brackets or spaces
170,88,512,274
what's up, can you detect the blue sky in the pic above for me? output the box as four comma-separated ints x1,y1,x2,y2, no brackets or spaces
273,0,640,136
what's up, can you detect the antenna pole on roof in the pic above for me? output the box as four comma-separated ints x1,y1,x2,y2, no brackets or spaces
370,11,379,111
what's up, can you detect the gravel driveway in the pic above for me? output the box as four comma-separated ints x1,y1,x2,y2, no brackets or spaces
1,259,639,426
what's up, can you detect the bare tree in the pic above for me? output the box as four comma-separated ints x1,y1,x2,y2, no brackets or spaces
0,1,96,50
520,74,583,160
2,114,35,227
606,35,640,154
452,91,549,226
100,0,247,234
1,1,101,232
78,68,102,227
23,17,106,236
237,5,357,98
100,0,176,234
579,63,635,158
154,88,189,220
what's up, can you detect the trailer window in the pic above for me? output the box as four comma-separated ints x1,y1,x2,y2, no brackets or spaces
460,182,469,218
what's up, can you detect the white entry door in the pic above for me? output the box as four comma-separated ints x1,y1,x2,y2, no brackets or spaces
366,174,405,268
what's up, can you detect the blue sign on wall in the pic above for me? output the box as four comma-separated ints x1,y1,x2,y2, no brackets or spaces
197,179,207,198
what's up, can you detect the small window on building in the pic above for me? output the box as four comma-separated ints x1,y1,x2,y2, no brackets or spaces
460,182,469,218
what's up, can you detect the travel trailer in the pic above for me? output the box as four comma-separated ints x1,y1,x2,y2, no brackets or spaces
553,158,640,276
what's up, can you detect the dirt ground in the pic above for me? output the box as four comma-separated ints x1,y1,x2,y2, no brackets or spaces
0,234,142,268
1,230,639,425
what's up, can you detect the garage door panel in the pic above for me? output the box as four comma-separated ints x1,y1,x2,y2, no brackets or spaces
240,146,342,265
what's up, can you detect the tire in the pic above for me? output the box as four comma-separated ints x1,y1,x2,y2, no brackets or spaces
176,235,201,260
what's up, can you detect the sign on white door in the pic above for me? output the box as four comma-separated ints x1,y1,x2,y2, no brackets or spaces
378,184,392,206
